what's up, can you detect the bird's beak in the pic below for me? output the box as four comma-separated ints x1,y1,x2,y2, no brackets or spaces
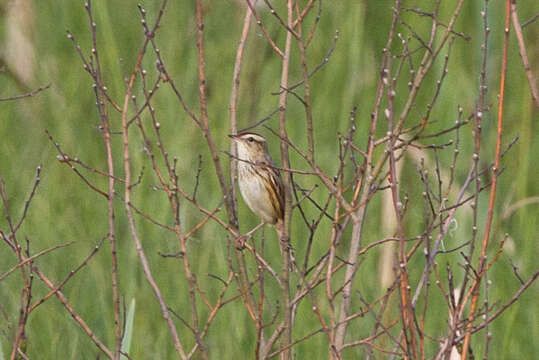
228,134,238,140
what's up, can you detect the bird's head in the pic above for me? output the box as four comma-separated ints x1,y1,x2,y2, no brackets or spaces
229,132,269,162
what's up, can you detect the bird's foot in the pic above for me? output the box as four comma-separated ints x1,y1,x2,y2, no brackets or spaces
235,235,247,250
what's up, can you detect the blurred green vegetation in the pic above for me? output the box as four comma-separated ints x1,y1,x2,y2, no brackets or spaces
0,0,537,358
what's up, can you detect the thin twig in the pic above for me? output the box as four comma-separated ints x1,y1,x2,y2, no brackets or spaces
0,84,51,102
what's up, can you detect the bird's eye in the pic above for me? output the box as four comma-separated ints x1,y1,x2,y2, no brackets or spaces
247,137,254,142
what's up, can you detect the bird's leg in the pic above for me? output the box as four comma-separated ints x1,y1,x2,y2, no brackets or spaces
235,222,265,250
245,222,266,238
275,219,284,243
275,219,293,252
274,219,297,271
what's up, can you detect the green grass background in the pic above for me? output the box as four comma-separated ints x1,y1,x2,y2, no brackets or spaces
0,0,537,358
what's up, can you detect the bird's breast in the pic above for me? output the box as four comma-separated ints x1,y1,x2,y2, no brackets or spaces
237,164,277,224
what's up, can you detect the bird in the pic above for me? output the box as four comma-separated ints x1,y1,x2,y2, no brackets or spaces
229,132,285,246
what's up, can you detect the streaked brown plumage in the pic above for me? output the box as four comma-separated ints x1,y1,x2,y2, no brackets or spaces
229,132,284,234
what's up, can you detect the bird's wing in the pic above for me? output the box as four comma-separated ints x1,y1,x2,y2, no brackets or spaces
264,157,285,221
